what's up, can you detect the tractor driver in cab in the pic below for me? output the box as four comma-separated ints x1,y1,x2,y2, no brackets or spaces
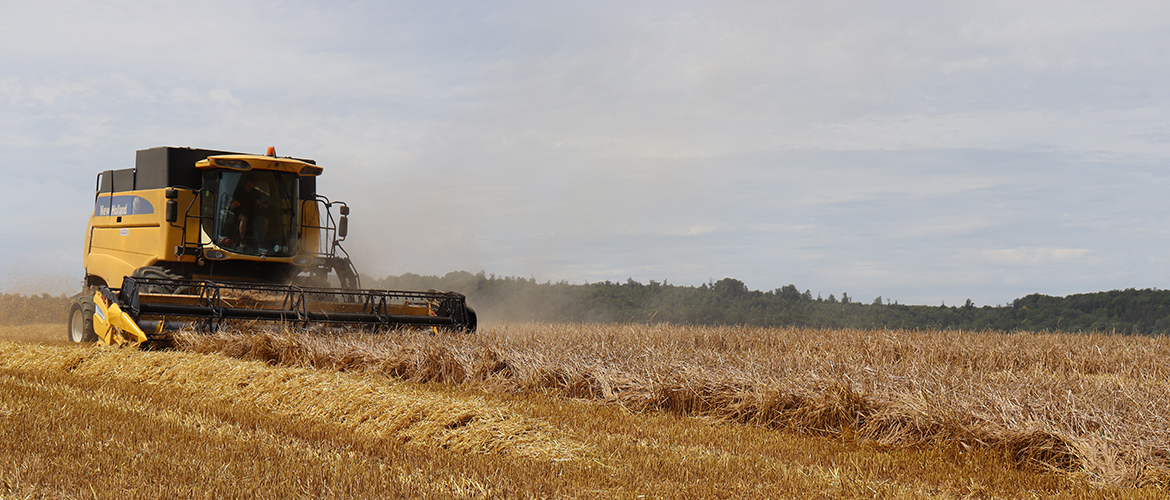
217,175,270,250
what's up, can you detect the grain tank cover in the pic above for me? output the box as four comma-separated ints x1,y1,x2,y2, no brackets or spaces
134,147,241,190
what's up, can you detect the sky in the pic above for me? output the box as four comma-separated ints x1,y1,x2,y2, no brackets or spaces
2,0,1169,306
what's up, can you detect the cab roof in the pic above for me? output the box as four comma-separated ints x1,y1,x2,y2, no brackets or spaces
195,154,324,176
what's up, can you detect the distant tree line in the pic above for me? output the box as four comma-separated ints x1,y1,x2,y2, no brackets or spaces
371,271,1170,334
4,273,1169,334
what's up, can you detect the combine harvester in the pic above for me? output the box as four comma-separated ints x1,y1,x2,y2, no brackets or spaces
67,146,476,347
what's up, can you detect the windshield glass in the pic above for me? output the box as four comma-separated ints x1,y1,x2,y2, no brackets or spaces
201,169,299,257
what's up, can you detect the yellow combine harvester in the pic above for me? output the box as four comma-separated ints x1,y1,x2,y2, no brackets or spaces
68,146,476,346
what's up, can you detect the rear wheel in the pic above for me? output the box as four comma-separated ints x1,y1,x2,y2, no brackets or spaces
68,295,98,343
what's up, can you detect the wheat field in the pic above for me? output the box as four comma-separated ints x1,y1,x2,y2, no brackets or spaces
2,322,1169,498
177,323,1170,488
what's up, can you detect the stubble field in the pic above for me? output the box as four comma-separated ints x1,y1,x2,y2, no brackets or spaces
1,322,1168,498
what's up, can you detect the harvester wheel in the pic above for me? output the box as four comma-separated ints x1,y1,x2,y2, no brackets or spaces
466,307,478,333
131,266,185,294
68,296,98,343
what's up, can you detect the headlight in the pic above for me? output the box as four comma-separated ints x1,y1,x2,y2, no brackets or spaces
213,158,252,170
204,249,228,260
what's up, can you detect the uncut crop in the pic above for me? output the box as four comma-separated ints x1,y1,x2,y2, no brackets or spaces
176,323,1170,487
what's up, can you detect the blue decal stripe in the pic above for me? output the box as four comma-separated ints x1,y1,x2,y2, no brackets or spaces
95,195,155,216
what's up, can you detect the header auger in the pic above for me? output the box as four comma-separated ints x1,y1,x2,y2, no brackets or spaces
68,146,476,347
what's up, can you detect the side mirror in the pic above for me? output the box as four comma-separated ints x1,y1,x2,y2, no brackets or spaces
338,216,348,239
164,188,179,223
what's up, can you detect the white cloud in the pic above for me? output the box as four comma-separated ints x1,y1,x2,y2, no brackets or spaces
980,248,1093,266
681,225,718,236
1,1,1169,306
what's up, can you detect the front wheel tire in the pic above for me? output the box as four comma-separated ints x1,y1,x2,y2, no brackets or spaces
68,296,98,343
464,307,477,333
131,266,185,294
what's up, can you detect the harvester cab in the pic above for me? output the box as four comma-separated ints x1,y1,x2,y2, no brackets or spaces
68,146,476,346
